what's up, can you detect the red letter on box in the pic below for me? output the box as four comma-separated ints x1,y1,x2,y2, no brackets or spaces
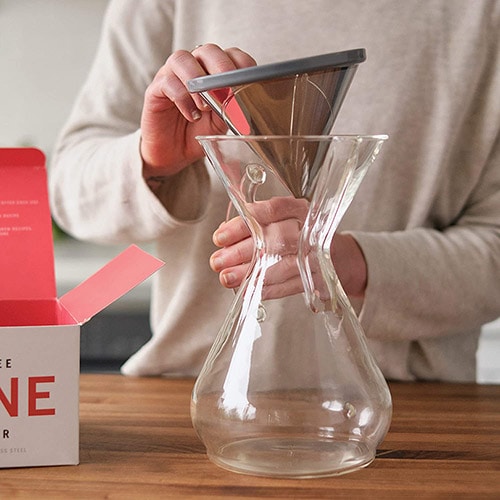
0,378,19,417
28,376,56,416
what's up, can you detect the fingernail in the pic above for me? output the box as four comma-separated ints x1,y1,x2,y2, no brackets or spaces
214,230,227,246
211,256,223,271
192,109,202,121
222,272,236,286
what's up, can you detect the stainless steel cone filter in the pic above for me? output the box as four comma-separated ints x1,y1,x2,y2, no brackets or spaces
187,49,366,137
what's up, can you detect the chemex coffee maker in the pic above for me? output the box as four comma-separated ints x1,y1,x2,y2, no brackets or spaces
187,49,392,478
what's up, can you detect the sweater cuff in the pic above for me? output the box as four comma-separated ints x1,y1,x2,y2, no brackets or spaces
127,130,211,234
346,230,408,340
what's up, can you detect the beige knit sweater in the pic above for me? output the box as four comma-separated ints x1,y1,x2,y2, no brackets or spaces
50,0,500,381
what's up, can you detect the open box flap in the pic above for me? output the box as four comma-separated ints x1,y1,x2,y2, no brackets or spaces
0,148,56,300
59,245,164,324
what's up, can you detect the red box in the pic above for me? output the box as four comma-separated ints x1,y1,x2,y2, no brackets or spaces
0,149,163,467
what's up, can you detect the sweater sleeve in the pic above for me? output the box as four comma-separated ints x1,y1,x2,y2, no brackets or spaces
49,0,209,244
354,132,500,341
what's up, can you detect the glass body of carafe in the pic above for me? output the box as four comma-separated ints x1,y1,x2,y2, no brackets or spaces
191,135,392,478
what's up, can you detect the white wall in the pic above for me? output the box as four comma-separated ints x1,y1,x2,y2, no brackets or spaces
477,318,500,384
1,0,498,383
0,0,108,154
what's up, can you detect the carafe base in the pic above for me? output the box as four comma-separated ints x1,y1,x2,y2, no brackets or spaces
208,437,374,478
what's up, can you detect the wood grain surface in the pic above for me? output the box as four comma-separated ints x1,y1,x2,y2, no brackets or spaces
0,374,498,499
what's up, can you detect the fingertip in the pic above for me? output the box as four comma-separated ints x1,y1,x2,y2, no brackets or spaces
213,229,228,246
191,109,202,121
221,271,236,288
225,47,258,69
210,254,223,272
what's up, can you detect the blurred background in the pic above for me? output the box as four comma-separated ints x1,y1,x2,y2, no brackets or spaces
1,0,498,381
0,0,152,373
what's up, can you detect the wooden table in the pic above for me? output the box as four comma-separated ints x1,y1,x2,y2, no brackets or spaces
1,374,499,499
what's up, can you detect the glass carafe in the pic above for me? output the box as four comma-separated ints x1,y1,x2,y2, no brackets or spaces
191,135,391,478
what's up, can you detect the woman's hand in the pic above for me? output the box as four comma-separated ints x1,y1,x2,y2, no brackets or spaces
140,44,256,180
210,197,367,300
210,197,309,300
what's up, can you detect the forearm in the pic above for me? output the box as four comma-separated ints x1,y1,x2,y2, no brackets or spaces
353,225,500,341
330,232,367,298
50,130,207,244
